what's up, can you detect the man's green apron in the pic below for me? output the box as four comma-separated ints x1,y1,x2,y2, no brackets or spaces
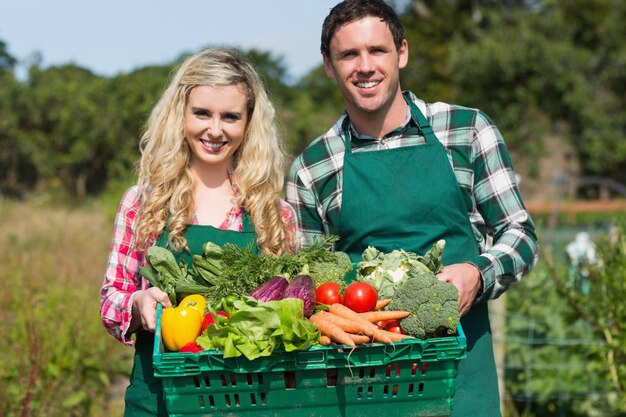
336,97,501,416
124,214,259,417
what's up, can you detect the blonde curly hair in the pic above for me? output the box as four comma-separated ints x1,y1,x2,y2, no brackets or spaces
133,48,294,255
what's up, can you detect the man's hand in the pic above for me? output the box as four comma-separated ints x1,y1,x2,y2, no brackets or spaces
436,263,483,316
129,287,172,333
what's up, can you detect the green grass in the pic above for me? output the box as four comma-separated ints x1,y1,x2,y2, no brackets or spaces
0,199,131,417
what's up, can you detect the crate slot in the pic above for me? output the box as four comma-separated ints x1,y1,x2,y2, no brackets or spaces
198,395,205,408
385,363,401,377
326,369,338,387
284,371,296,389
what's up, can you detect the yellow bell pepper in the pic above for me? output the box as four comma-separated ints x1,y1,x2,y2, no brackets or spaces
180,294,206,315
161,299,203,351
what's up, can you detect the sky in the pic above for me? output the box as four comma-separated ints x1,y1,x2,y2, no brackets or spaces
0,0,346,82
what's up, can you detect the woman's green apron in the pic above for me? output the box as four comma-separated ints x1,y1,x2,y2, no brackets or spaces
124,215,259,417
336,97,501,416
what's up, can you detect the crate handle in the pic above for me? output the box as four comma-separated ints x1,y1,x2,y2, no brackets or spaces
296,350,326,364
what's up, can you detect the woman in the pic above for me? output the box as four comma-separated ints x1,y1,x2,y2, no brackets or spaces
99,48,298,416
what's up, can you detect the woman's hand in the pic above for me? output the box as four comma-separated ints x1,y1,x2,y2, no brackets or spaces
130,287,172,333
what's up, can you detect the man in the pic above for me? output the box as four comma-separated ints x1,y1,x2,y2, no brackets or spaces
285,0,538,415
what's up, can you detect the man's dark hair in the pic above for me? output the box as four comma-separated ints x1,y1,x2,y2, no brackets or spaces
321,0,405,58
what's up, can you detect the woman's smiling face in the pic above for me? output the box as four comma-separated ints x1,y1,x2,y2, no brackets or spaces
184,83,249,171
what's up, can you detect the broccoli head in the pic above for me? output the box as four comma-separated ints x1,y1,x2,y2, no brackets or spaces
308,251,353,290
389,268,460,339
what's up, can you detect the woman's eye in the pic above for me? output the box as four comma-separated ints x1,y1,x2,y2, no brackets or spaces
193,110,209,117
223,113,241,122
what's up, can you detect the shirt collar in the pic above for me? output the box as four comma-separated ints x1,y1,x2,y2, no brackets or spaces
346,92,419,142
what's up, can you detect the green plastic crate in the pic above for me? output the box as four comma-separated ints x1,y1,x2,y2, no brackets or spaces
153,303,466,417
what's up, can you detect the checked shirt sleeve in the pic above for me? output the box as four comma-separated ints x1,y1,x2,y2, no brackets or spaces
99,185,148,345
465,112,539,302
286,156,328,247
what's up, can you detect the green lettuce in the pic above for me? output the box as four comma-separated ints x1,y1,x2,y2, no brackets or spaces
196,296,319,360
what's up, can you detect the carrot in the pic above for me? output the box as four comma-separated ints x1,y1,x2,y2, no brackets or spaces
359,310,411,323
371,329,394,344
320,335,332,346
317,311,375,337
372,328,413,343
374,299,390,310
309,313,355,347
346,333,371,344
328,303,379,332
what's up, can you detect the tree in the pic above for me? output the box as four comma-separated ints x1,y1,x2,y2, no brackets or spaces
284,65,345,155
18,64,112,197
104,64,176,185
0,40,37,197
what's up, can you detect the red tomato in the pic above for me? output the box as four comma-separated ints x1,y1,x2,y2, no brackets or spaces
201,311,229,332
315,282,343,305
201,313,215,332
343,282,378,313
178,341,203,353
374,320,388,329
386,320,404,334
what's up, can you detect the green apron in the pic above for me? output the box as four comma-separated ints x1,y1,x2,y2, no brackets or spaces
123,214,259,417
336,97,501,416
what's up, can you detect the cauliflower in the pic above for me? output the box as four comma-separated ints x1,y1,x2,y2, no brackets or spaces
356,240,446,299
388,267,460,339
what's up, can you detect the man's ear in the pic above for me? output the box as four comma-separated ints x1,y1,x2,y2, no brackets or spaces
323,55,335,78
398,39,409,69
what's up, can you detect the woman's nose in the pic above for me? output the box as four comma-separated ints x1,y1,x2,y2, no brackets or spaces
207,117,222,136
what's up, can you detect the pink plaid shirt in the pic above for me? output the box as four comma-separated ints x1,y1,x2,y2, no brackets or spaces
99,185,298,345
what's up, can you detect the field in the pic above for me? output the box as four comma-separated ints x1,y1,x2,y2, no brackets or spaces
0,200,131,417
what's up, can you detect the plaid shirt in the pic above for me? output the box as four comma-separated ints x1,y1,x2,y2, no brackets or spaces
285,91,538,302
100,184,298,345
